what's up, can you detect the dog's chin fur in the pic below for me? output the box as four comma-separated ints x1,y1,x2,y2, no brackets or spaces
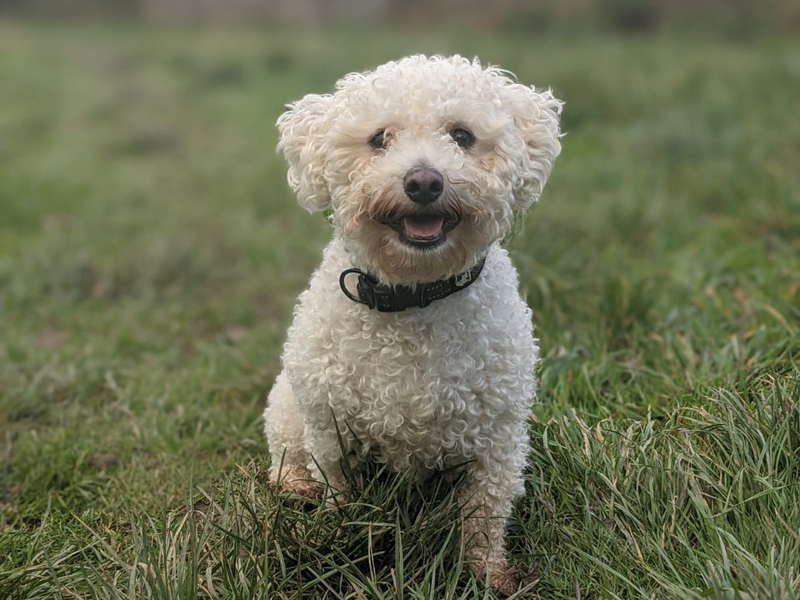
264,54,562,596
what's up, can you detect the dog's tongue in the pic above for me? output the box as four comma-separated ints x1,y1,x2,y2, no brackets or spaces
403,216,444,240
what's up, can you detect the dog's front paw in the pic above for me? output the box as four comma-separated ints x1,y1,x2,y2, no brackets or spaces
471,560,518,597
270,466,322,499
277,478,322,498
489,565,518,597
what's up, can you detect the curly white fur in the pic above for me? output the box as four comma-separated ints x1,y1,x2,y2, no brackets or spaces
264,55,561,596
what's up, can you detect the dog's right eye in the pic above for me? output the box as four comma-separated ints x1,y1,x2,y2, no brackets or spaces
449,127,475,149
368,129,386,150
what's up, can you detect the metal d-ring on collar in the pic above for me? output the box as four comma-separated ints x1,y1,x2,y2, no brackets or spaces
339,257,486,313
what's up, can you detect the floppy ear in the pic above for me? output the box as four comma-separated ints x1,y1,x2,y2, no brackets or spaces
504,84,562,210
276,93,334,212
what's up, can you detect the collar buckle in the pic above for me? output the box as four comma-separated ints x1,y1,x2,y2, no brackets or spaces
358,275,378,310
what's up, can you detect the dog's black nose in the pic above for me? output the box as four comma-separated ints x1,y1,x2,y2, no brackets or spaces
403,168,444,205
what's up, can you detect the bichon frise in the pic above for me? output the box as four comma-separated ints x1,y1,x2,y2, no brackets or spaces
264,55,561,596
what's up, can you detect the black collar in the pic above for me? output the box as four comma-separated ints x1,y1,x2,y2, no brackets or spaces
339,257,486,312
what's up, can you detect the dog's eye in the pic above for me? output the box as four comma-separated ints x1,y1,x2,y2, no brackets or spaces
368,129,386,150
449,127,475,149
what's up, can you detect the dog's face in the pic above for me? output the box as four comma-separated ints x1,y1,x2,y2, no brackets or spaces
277,55,562,285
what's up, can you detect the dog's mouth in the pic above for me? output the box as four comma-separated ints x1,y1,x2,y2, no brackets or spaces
382,213,460,249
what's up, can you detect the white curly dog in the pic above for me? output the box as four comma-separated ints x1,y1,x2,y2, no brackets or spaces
264,55,561,596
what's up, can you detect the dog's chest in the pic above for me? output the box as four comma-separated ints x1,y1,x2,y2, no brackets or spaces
320,318,488,461
287,294,534,469
283,241,537,469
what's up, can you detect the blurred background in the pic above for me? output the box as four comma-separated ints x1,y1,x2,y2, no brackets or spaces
2,0,800,33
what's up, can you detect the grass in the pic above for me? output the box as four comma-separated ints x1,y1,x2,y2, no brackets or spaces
0,20,798,599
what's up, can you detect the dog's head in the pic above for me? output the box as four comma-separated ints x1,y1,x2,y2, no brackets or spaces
277,55,562,285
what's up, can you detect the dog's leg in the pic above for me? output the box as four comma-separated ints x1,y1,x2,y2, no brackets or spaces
460,484,517,595
302,422,353,502
459,445,527,597
263,372,320,497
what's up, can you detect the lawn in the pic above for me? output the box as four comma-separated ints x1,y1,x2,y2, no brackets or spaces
0,21,798,599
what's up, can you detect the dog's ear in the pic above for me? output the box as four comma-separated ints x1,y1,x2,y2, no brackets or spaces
277,93,334,212
504,84,562,210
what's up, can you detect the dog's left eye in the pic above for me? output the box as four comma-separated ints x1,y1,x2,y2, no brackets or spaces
368,129,386,150
449,127,475,149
